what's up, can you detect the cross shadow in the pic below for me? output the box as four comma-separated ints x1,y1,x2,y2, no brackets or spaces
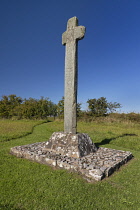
95,133,138,147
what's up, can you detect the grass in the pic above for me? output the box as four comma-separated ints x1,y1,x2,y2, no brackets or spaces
0,119,47,142
0,120,140,209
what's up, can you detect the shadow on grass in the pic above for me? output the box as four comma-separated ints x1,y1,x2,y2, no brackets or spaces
95,133,138,147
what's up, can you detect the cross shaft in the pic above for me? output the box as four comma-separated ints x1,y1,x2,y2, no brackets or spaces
62,17,85,133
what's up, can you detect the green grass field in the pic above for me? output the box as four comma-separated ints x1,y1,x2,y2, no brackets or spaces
0,120,47,142
0,120,140,210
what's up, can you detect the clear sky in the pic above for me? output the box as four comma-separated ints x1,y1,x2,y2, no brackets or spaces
0,0,140,113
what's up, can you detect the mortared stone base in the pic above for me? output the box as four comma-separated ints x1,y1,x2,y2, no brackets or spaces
44,132,97,158
10,132,133,181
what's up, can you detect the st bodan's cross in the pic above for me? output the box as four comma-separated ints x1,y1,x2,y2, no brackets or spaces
62,17,85,134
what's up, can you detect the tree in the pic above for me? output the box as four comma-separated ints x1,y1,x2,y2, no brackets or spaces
21,98,38,119
57,97,82,118
77,103,82,117
57,97,64,118
37,97,50,119
9,94,23,117
0,95,57,119
107,102,121,113
21,97,56,119
0,94,22,118
87,97,108,116
49,103,58,119
87,97,121,117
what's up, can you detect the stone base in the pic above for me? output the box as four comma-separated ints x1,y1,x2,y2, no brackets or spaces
44,132,97,158
10,141,133,181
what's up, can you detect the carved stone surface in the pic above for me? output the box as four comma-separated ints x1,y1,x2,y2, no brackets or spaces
62,17,85,134
44,132,97,158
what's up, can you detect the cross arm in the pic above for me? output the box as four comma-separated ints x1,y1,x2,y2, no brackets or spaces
62,26,85,45
62,31,67,45
74,26,86,40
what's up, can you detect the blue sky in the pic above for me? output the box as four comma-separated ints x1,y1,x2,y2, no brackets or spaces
0,0,140,113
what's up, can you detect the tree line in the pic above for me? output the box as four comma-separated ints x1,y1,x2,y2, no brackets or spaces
0,95,57,119
0,94,121,119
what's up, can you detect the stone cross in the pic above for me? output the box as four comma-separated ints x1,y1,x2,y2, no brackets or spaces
62,17,85,134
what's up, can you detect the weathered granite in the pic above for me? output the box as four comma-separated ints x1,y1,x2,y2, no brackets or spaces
62,17,85,134
10,142,133,181
43,132,97,158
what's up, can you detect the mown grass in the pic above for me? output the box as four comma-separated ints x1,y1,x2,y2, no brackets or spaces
0,120,140,209
0,119,47,142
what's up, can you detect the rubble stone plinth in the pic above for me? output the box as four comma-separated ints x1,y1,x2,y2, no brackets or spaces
44,132,97,158
10,141,133,181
